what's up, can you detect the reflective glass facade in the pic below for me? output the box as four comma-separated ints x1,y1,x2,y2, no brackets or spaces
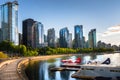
0,29,2,42
22,19,35,47
88,29,96,48
34,22,44,48
59,27,69,48
1,1,19,45
68,33,72,48
74,25,83,48
47,28,55,47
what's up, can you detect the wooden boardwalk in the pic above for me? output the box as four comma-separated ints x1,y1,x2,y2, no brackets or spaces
0,59,23,80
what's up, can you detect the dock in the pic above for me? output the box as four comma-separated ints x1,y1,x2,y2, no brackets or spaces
50,67,80,71
71,69,113,80
60,63,81,68
50,63,81,71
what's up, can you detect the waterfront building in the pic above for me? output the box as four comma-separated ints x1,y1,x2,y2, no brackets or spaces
19,33,22,45
68,33,72,48
88,29,96,48
34,22,44,48
22,18,35,47
59,27,69,48
0,28,2,42
44,35,47,43
56,38,60,47
47,28,55,47
44,35,48,47
74,25,83,48
97,41,112,49
112,45,119,51
97,41,106,48
83,36,86,48
85,40,89,48
1,1,19,45
23,18,44,48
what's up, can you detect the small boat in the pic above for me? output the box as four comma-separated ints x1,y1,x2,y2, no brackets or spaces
61,57,81,64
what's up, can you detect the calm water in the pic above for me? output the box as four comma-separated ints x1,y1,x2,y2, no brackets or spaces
25,53,120,80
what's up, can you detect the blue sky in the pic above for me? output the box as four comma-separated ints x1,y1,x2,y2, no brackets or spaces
0,0,120,45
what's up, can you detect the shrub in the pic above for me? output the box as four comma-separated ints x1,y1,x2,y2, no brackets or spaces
0,52,8,58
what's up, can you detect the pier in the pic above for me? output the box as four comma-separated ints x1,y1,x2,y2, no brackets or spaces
60,63,81,68
50,67,80,71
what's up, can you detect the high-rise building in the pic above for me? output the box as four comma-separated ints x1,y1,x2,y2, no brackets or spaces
0,28,2,42
74,25,83,48
68,33,72,48
1,1,19,45
83,36,86,48
34,22,44,48
59,27,69,48
44,35,47,43
22,18,44,48
88,29,96,48
22,18,35,47
47,28,55,47
19,33,22,45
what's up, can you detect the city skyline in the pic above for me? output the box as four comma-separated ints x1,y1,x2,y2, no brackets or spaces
0,0,120,45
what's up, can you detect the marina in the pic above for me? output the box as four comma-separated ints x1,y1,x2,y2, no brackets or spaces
50,53,120,80
25,53,120,80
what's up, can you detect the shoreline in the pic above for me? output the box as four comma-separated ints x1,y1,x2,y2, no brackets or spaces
17,54,72,80
0,54,70,80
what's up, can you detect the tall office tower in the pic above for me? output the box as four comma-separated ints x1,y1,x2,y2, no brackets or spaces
83,36,86,48
68,33,72,48
59,27,69,48
22,18,35,47
0,28,2,42
88,29,96,48
74,25,83,48
34,22,44,48
47,28,55,47
44,35,47,43
1,1,19,45
19,33,22,45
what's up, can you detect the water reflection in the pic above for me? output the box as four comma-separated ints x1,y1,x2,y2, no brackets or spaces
60,71,70,80
39,61,45,80
25,53,120,80
25,60,39,80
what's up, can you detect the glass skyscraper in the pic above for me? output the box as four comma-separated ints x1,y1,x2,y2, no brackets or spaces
22,18,35,47
88,29,96,48
0,29,2,42
59,27,69,48
47,28,55,47
23,18,44,48
1,1,19,45
34,22,44,48
68,33,72,48
74,25,83,48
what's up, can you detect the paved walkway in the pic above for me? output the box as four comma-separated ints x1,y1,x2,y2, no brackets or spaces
0,55,66,80
0,59,22,80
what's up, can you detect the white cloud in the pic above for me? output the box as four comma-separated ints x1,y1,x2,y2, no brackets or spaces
102,25,120,37
97,25,120,45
